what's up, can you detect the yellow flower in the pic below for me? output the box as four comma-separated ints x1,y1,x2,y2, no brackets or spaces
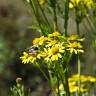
68,34,79,41
20,52,36,64
67,41,84,54
48,32,61,37
69,0,80,8
68,34,85,41
56,82,87,93
20,52,33,64
69,0,94,8
38,0,46,5
68,77,88,93
80,76,89,82
33,38,40,45
80,87,88,92
84,0,93,7
45,43,65,62
69,85,88,93
46,40,57,47
39,36,48,45
69,74,96,83
69,85,78,93
69,81,76,86
33,36,48,45
52,31,61,36
37,51,47,59
56,74,95,94
87,76,96,82
50,44,65,60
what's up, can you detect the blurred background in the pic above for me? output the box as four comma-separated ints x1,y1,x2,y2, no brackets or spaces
0,0,96,96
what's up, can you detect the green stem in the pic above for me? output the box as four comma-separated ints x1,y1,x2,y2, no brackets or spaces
64,0,70,36
36,63,49,81
62,54,72,96
64,70,70,96
56,61,70,96
52,6,58,31
48,70,56,96
77,54,81,96
60,54,72,96
55,61,65,91
57,74,60,96
37,0,53,31
66,53,72,68
29,0,44,35
75,7,81,96
75,7,80,35
76,21,80,35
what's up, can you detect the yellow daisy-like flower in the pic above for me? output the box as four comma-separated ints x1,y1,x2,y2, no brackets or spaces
69,74,88,82
20,52,35,64
67,41,84,54
56,74,95,94
48,31,61,37
46,40,57,47
50,44,65,61
45,43,65,61
56,82,87,93
52,31,61,36
68,34,85,42
33,36,48,45
37,51,47,59
33,38,40,45
69,74,96,83
68,34,79,41
39,36,48,45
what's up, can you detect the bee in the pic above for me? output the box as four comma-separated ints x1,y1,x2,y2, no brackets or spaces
25,45,38,54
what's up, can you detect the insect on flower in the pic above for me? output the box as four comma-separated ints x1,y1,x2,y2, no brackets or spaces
25,45,38,55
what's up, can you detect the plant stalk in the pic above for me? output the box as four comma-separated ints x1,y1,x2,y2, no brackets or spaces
64,0,70,36
50,2,58,31
75,6,80,35
77,54,81,96
29,0,44,35
36,0,53,31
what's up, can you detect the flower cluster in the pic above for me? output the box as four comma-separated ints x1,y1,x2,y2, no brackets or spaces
20,32,84,64
69,0,94,8
56,74,96,93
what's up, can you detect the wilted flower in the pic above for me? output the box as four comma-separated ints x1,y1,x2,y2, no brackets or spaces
16,77,22,87
16,77,22,84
